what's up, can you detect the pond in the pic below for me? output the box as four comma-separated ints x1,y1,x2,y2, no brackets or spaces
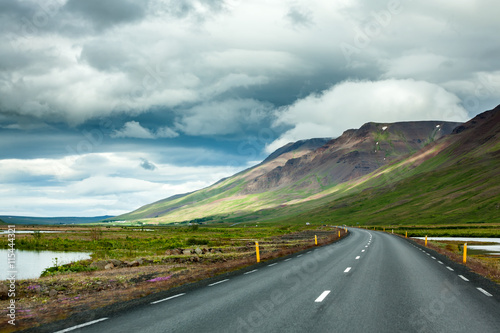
415,237,500,255
0,230,61,234
1,249,92,280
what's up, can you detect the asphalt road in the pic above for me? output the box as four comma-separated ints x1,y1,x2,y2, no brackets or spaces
53,229,500,333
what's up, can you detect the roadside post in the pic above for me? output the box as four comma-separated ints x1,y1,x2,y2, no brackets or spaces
315,235,318,246
425,235,427,246
255,241,260,263
405,231,407,238
463,243,467,263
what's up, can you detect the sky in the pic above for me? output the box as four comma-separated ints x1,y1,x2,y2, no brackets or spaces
1,0,499,217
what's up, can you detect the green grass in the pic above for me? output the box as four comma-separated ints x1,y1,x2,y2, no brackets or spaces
0,224,321,258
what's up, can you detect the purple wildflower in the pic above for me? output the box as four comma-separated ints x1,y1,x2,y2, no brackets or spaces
147,275,172,282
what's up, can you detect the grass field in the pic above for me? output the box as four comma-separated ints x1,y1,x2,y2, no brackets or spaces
0,224,345,332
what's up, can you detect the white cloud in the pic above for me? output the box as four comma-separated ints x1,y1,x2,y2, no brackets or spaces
111,121,155,139
0,152,248,216
156,126,179,138
111,121,179,139
266,79,469,153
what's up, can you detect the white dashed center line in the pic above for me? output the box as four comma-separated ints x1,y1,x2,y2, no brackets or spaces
151,293,186,304
244,269,258,275
477,288,492,297
361,250,365,252
438,261,443,264
54,318,109,333
285,258,292,262
458,275,469,282
297,254,303,258
355,256,360,260
268,263,278,267
315,290,331,303
344,267,352,273
446,266,454,271
208,279,229,287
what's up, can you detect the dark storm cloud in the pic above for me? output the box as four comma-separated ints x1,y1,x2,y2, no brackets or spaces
64,0,147,31
140,158,157,171
286,6,314,28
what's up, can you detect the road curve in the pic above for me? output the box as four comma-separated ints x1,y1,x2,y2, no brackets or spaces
51,228,500,333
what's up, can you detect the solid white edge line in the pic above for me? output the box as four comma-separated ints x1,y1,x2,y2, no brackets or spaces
458,275,469,282
268,263,278,267
54,318,109,333
315,290,331,303
151,293,186,304
208,279,229,286
244,269,258,275
446,266,454,271
344,267,351,273
477,288,493,297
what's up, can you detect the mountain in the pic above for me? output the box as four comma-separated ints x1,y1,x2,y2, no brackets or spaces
109,138,330,222
0,216,114,225
111,118,463,224
243,121,459,193
277,105,500,225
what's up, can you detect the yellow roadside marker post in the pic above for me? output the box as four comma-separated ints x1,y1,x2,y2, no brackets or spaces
405,231,407,238
255,241,260,263
425,235,427,246
338,230,340,238
315,235,318,246
463,243,467,264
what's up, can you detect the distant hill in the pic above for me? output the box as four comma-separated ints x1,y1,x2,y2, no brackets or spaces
0,218,6,225
112,117,463,224
0,216,114,225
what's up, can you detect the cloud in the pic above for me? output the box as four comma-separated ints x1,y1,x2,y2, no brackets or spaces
64,0,147,31
140,158,157,171
286,5,314,29
110,121,179,139
175,99,272,136
266,79,469,153
111,121,155,139
156,126,179,138
0,152,249,216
